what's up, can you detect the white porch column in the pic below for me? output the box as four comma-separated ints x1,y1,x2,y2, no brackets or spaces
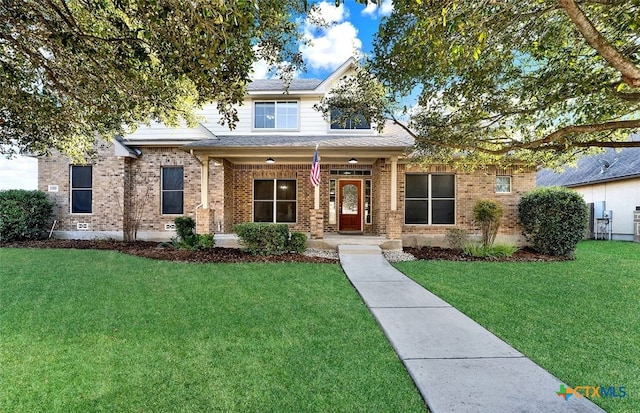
314,184,320,210
390,156,398,211
201,155,209,208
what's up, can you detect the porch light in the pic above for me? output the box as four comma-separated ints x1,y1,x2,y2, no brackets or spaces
348,157,358,164
266,157,275,164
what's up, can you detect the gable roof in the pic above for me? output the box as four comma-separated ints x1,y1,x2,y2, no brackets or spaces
537,146,640,187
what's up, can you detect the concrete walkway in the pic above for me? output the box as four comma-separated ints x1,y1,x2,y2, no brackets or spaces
338,245,605,413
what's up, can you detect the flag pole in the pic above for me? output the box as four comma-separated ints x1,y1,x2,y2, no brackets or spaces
314,143,320,209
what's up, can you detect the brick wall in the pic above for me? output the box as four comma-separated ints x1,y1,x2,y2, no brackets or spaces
39,144,536,241
400,164,536,238
38,142,202,239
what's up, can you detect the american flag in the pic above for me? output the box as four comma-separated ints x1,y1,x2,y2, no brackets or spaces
310,147,321,187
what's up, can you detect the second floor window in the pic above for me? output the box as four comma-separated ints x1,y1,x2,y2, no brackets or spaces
330,108,371,130
254,101,298,129
161,166,184,215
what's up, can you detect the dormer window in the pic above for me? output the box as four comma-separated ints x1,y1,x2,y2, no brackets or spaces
330,108,371,130
254,101,298,130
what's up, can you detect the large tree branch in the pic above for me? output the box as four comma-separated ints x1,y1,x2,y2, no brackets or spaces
559,0,640,87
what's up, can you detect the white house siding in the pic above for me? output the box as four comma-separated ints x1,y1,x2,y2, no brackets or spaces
573,178,640,240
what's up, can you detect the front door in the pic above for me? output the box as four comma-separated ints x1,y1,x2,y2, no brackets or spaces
339,180,362,232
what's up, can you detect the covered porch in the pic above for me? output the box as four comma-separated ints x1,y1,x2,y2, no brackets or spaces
182,132,412,242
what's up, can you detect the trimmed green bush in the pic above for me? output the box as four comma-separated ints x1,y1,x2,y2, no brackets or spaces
174,216,196,246
233,223,290,256
473,199,503,247
288,231,307,254
0,190,53,241
172,217,214,250
518,187,588,257
444,228,470,251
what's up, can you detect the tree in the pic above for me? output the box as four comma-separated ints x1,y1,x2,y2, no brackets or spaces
324,0,640,169
0,0,307,159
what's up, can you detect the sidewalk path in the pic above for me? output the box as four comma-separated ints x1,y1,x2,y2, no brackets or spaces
338,245,605,413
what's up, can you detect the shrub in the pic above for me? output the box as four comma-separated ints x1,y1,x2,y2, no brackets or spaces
444,228,470,251
287,231,307,254
174,216,196,246
518,187,588,257
0,190,53,241
463,243,518,259
473,199,503,247
196,234,215,249
233,223,290,256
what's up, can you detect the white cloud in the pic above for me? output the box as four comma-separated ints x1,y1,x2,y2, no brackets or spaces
250,58,271,80
0,155,38,190
301,1,362,71
361,0,394,18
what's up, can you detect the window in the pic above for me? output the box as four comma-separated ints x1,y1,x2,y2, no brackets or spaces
254,179,296,223
405,174,455,225
330,108,371,130
71,165,92,213
162,167,184,214
254,101,298,129
495,176,512,193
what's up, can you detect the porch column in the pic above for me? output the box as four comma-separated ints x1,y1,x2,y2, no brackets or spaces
386,156,402,240
390,156,398,211
310,209,324,239
201,155,209,209
196,155,215,234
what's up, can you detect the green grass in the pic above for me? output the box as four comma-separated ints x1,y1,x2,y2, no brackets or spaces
395,240,639,413
0,248,427,413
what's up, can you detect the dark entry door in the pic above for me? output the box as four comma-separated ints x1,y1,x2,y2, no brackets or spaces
339,180,362,231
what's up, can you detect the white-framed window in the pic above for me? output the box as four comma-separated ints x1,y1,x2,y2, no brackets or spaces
70,165,92,214
254,179,297,223
254,101,298,129
161,166,184,215
329,108,371,130
495,176,512,193
405,174,455,225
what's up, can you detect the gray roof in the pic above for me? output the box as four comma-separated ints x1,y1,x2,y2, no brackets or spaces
183,121,414,150
183,133,413,149
537,147,640,187
247,78,323,92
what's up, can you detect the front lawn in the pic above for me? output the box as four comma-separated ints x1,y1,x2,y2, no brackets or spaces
0,249,427,413
395,240,639,413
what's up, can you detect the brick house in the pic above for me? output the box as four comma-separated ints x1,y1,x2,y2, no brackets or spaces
38,59,535,246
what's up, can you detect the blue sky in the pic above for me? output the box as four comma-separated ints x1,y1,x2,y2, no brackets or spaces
0,0,392,190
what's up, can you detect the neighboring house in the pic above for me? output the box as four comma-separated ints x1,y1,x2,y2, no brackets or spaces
537,145,640,241
38,59,536,246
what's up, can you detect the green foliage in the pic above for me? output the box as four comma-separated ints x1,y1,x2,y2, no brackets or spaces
288,231,308,254
0,0,306,159
0,190,53,241
196,234,215,249
172,217,214,250
174,216,197,246
346,1,640,169
444,228,469,251
518,187,588,257
233,223,291,256
462,243,518,259
473,199,503,247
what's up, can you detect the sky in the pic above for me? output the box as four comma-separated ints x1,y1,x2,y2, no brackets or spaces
0,0,392,190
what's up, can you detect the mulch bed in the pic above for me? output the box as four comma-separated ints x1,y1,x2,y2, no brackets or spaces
404,246,571,262
1,239,568,263
0,239,337,264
